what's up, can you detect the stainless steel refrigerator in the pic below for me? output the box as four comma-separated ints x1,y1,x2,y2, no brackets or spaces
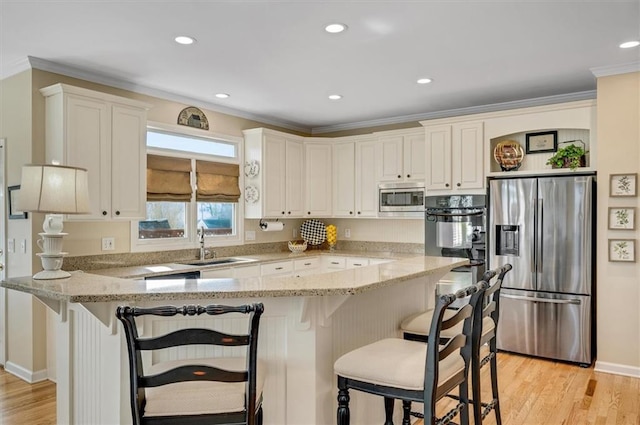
488,174,595,365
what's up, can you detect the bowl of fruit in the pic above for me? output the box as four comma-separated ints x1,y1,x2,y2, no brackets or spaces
288,240,308,253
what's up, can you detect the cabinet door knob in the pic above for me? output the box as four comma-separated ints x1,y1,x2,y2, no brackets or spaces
115,211,121,216
308,211,311,215
456,183,461,187
445,183,450,188
357,211,361,215
397,175,401,179
407,174,410,178
102,211,108,216
287,211,291,215
281,211,285,215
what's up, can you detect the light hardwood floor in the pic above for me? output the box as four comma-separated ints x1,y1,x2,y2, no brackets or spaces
0,352,638,425
0,366,56,425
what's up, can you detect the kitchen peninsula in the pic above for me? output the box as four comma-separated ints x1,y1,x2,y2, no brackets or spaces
2,254,466,425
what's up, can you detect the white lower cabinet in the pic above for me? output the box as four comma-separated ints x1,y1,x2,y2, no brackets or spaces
261,260,294,277
322,256,347,270
201,256,392,279
293,257,321,277
346,257,369,268
200,268,233,278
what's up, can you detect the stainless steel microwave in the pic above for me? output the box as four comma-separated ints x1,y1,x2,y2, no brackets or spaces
378,182,425,216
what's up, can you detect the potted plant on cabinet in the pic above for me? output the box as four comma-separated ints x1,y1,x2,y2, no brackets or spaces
546,140,587,171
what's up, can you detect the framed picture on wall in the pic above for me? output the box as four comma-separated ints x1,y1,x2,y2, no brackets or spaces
525,130,558,153
608,207,636,230
608,239,636,262
610,173,637,197
8,185,28,219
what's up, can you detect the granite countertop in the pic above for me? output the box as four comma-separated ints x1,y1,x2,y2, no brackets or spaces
1,255,468,303
90,250,418,279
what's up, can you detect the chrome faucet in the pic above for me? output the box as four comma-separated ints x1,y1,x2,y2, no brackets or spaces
197,227,211,260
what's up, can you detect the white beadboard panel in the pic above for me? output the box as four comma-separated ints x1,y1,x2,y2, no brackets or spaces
489,128,591,173
146,310,288,425
71,306,123,425
330,278,435,425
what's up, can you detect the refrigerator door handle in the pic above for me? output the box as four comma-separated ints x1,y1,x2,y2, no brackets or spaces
502,294,581,305
537,198,543,274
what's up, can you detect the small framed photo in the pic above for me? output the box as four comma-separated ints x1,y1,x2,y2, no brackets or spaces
525,130,558,154
610,173,637,197
608,207,636,230
608,239,636,262
8,185,28,219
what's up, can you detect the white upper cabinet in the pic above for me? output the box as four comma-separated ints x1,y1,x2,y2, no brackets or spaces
243,128,304,219
304,141,332,217
378,131,425,182
333,141,356,217
40,84,150,220
333,136,379,218
425,121,484,193
354,138,379,217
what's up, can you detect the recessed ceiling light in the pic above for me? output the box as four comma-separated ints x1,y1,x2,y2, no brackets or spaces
325,23,347,34
174,36,196,45
417,78,433,84
620,40,640,48
328,94,343,100
215,93,230,99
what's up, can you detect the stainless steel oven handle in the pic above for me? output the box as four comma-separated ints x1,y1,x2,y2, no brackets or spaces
426,211,484,218
502,294,581,305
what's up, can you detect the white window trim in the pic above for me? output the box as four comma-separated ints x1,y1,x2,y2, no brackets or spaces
130,123,244,253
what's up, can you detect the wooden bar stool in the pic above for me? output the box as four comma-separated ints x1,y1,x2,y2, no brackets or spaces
400,265,512,424
116,303,265,425
334,281,487,425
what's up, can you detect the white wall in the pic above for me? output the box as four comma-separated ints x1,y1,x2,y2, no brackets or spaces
594,71,640,376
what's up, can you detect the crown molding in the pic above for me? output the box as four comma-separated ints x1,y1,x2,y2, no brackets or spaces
591,61,640,78
22,57,311,134
1,57,33,79
310,91,597,134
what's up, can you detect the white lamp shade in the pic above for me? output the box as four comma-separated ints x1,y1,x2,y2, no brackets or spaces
20,164,91,214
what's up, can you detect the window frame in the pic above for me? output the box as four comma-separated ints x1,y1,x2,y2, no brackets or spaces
130,121,244,253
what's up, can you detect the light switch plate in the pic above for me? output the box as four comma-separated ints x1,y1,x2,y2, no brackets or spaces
345,229,351,238
102,237,115,251
245,231,256,241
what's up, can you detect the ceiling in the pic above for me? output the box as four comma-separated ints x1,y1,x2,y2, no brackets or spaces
1,1,639,134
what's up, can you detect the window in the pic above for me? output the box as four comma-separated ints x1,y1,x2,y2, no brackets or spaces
133,125,242,251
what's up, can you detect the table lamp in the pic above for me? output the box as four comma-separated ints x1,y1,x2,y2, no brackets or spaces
19,164,90,279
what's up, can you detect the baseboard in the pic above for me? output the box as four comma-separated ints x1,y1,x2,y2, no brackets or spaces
4,361,49,383
594,360,640,378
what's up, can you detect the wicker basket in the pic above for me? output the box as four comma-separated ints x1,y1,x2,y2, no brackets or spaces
288,240,308,253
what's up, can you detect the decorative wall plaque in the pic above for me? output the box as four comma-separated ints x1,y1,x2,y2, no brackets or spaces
177,106,209,130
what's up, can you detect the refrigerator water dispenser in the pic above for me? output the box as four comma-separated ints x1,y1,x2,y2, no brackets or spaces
495,225,519,256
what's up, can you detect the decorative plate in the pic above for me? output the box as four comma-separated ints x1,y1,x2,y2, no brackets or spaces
300,219,326,246
494,140,524,171
177,106,209,130
244,160,260,178
244,185,259,203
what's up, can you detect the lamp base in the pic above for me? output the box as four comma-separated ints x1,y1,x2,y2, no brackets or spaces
33,269,71,280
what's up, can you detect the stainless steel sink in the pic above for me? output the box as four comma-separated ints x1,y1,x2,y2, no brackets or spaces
182,257,256,267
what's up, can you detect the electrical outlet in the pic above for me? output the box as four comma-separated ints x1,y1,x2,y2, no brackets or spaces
7,238,14,253
345,229,351,238
102,237,115,251
20,239,27,253
293,228,299,238
245,231,256,241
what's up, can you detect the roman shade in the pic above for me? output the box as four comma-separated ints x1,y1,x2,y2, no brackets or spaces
147,155,192,201
196,160,240,202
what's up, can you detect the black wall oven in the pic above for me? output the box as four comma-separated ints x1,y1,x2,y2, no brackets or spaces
425,195,486,286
